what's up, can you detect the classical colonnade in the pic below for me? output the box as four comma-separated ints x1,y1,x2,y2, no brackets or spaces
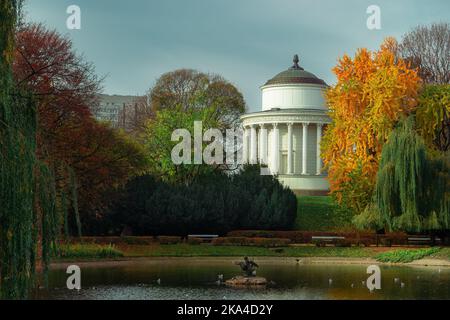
242,122,324,175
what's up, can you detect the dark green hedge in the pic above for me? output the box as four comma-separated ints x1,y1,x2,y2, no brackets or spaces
100,165,297,235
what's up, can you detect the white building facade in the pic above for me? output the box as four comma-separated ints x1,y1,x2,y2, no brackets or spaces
240,55,330,195
94,94,140,127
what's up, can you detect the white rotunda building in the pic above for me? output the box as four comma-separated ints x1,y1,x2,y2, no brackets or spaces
241,55,330,195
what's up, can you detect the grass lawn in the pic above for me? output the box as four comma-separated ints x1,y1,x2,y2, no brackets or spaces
295,196,353,231
431,247,450,260
57,244,124,259
117,244,376,258
55,243,450,263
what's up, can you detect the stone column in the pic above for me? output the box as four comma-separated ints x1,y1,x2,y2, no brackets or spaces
272,123,279,174
250,124,257,164
260,124,268,164
287,122,293,174
302,122,309,175
242,126,249,164
316,123,323,175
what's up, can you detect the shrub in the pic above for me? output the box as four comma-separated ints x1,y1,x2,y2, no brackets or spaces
335,239,354,247
212,237,249,246
103,166,297,236
187,237,203,245
65,237,120,244
121,236,155,245
212,237,290,247
158,236,183,245
62,236,156,245
377,232,408,246
227,230,309,242
226,230,379,245
57,244,124,259
250,237,291,247
375,248,440,263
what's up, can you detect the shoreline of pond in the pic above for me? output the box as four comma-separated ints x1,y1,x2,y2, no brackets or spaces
50,256,450,269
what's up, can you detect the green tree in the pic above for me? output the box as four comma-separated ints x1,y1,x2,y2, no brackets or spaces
149,69,246,130
357,116,449,233
416,84,450,153
143,106,220,184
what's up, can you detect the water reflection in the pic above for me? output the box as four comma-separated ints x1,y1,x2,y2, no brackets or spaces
34,258,450,300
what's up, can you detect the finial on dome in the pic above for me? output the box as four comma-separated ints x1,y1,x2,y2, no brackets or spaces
291,54,302,69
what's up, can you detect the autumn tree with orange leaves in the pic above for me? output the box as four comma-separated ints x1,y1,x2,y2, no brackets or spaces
321,38,421,213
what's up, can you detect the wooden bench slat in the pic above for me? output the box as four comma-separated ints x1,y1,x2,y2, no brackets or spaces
312,236,345,240
188,235,218,238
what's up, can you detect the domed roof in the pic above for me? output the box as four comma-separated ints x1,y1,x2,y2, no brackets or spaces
264,55,327,86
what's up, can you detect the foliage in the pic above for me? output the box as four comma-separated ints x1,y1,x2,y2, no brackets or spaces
141,70,246,184
322,38,421,211
157,236,183,245
60,236,156,245
375,248,440,263
352,203,384,231
143,106,218,184
12,23,148,235
369,116,449,232
415,84,450,153
118,69,246,135
149,69,246,130
0,87,37,299
1,9,147,298
52,243,450,261
332,163,374,214
71,124,149,234
0,0,58,299
226,230,409,246
1,0,33,299
211,237,291,247
186,237,203,245
398,22,450,84
57,244,123,259
103,166,297,236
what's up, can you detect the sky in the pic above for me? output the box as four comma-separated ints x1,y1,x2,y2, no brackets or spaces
25,0,450,112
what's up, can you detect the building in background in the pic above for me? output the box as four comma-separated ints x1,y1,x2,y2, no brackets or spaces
94,94,140,127
240,55,331,195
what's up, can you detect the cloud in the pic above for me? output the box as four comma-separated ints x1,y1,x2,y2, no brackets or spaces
26,0,450,111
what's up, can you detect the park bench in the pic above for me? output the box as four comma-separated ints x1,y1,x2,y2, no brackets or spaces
187,234,219,243
312,236,346,247
407,236,439,246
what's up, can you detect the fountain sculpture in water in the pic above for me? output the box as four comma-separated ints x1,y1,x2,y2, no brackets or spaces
225,257,267,287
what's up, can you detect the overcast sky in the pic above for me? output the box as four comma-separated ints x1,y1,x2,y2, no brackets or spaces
26,0,450,112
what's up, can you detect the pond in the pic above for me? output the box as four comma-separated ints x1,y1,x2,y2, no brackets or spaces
34,258,450,300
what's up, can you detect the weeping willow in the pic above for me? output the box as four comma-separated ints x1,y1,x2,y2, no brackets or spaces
0,0,33,299
0,88,36,299
375,116,450,232
0,0,60,299
38,164,60,273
